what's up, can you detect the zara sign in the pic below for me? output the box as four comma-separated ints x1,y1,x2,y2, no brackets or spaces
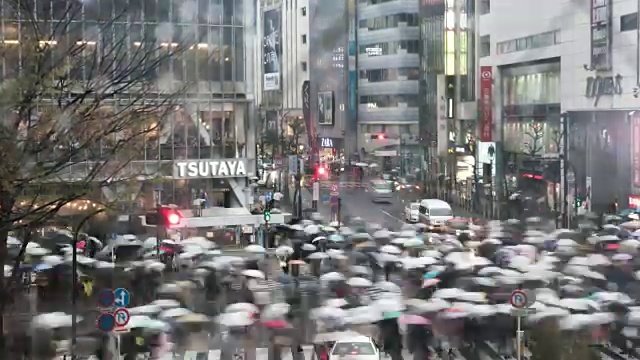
174,159,249,179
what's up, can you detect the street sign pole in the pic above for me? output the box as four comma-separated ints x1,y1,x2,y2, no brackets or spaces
510,289,535,360
337,197,342,229
312,182,319,210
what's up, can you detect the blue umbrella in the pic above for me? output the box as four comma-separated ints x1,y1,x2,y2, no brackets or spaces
423,271,441,280
34,263,53,272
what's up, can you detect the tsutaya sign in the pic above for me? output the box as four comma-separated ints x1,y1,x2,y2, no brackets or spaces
174,159,248,179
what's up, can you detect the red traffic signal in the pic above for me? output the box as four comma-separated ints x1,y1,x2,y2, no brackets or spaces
377,134,385,140
318,166,326,175
146,206,183,227
370,134,386,140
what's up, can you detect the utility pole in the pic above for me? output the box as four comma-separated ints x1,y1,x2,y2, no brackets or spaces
452,0,462,203
561,112,569,228
295,135,302,218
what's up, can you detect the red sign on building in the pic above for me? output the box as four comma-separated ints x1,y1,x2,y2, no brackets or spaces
479,66,493,142
633,113,640,187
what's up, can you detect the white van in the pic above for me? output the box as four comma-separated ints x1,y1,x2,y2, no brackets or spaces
405,202,420,223
369,179,393,203
418,199,453,230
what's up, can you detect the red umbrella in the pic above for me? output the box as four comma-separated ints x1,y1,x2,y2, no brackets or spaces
262,319,290,329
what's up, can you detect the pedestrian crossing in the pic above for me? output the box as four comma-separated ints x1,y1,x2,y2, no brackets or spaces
182,346,316,360
305,181,367,189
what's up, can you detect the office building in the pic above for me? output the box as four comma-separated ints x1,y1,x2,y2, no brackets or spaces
254,0,310,152
478,0,639,211
0,0,259,214
356,0,422,161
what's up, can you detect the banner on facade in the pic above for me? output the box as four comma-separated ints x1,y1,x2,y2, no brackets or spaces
590,0,612,70
302,81,316,150
265,110,278,139
632,113,640,187
479,66,493,142
263,9,281,91
318,91,334,125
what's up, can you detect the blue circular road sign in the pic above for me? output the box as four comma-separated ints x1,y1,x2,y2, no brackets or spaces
97,289,114,307
113,288,131,307
96,313,115,332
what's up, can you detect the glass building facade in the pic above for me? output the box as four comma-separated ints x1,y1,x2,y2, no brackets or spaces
0,0,256,209
419,0,475,143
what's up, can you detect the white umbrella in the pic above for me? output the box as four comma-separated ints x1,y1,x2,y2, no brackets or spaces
151,299,181,309
312,236,327,243
6,237,20,246
41,255,63,266
433,288,465,300
27,246,50,256
304,225,321,235
528,307,570,322
320,272,346,282
311,306,348,320
374,281,402,293
225,302,259,314
129,305,162,316
159,308,192,319
404,237,424,248
380,244,402,255
217,311,254,327
32,312,80,329
347,277,372,287
302,243,316,251
308,252,329,260
242,269,265,279
262,303,291,319
586,253,611,266
324,298,349,308
244,244,266,254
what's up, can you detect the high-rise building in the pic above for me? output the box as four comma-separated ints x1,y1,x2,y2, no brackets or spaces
355,0,421,160
309,0,349,162
254,0,310,158
0,0,258,213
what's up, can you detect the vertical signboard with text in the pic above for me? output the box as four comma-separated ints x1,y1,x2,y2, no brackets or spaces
479,66,493,142
590,0,612,70
302,81,316,151
263,9,281,91
633,113,640,187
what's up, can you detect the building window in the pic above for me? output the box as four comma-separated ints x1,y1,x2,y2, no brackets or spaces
621,13,638,32
358,13,419,30
301,62,308,71
480,0,490,14
301,6,306,16
480,35,490,58
302,34,307,44
496,30,560,55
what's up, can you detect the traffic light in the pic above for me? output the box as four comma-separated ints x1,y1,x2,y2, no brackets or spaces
315,164,329,180
145,206,183,227
264,199,273,224
370,134,385,140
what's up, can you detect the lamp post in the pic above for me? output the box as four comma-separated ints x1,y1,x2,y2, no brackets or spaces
71,207,106,359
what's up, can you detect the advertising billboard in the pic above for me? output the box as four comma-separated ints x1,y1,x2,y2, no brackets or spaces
479,66,493,142
263,9,281,91
309,0,348,133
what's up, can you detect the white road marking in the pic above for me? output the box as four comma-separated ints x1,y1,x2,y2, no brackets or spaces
380,210,405,223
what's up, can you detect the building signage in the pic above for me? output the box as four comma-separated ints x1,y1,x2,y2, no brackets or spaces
319,137,335,148
590,0,612,70
479,66,493,142
318,91,334,125
585,74,622,106
263,9,281,91
302,81,315,150
174,159,248,179
633,113,640,187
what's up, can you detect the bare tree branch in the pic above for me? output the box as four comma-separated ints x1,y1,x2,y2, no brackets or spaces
0,0,199,352
523,122,545,157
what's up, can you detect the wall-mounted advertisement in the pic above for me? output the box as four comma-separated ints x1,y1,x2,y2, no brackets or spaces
302,81,316,150
318,91,335,125
590,0,612,70
263,9,281,91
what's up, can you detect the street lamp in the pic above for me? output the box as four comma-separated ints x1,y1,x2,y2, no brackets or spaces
71,207,106,359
